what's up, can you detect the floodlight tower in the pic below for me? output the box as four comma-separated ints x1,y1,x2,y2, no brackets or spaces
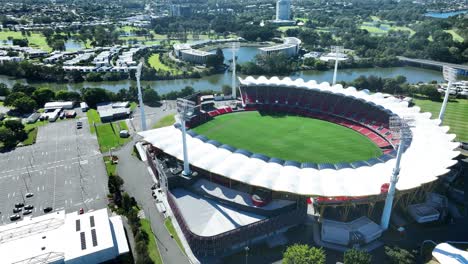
231,42,240,99
380,116,414,230
438,66,457,123
136,62,147,131
331,46,344,86
177,98,195,176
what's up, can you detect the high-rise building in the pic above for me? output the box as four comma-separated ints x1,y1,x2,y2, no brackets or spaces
276,0,291,21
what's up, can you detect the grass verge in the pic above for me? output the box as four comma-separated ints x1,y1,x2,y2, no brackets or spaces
153,114,175,129
164,217,185,254
140,219,163,264
95,122,131,153
21,127,38,146
86,109,101,134
103,156,117,176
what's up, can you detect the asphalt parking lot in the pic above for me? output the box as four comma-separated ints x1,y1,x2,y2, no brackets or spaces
0,118,108,224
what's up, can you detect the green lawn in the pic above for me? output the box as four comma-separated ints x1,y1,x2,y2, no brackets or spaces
164,217,185,254
86,109,101,134
0,30,51,51
95,121,131,153
140,219,163,264
103,156,117,176
22,127,38,146
413,98,468,142
148,53,182,74
444,29,464,42
192,111,382,163
153,114,175,129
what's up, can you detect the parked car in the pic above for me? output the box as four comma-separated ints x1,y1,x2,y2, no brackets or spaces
23,210,32,215
76,121,83,129
43,207,53,213
59,111,66,119
13,207,22,213
25,193,34,198
15,202,24,208
10,214,20,221
65,110,77,118
79,208,84,214
24,205,34,210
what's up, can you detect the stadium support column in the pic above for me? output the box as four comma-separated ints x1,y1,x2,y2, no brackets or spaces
331,46,343,86
136,62,147,131
438,66,457,123
177,98,195,176
231,42,239,99
381,116,413,230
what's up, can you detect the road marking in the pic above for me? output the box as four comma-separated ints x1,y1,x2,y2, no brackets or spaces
12,192,15,197
7,193,10,198
36,186,39,192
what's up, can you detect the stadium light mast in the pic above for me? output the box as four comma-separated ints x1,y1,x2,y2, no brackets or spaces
231,42,240,99
380,116,414,230
438,66,457,123
177,98,195,176
136,62,147,131
331,46,343,86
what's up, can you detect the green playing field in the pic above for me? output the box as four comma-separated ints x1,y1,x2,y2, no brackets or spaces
192,111,383,163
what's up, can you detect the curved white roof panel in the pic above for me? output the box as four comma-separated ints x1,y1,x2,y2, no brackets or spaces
139,76,460,197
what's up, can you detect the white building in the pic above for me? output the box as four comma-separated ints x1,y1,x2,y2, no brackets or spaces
0,208,129,264
259,37,301,57
173,43,214,64
0,56,23,63
276,0,291,21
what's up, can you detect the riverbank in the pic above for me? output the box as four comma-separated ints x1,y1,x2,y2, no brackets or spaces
0,66,444,94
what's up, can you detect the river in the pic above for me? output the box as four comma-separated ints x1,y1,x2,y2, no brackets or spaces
425,10,468,18
0,66,444,95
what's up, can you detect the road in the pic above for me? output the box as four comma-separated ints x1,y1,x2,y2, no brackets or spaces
116,139,190,264
0,118,108,224
129,101,177,133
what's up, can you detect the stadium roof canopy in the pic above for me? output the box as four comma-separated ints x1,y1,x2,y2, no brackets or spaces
139,76,460,197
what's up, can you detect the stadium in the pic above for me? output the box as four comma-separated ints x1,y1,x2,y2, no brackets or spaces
139,76,460,256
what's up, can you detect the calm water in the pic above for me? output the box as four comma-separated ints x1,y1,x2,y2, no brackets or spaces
219,46,262,64
425,10,468,18
0,66,444,95
65,39,85,51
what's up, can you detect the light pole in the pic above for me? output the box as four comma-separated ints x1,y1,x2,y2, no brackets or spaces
380,116,414,230
231,42,240,99
244,246,249,264
136,62,147,131
438,66,457,123
331,46,344,86
176,98,195,176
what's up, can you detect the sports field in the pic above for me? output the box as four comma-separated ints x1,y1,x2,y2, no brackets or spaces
192,111,382,163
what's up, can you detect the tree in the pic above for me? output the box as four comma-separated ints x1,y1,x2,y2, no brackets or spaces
12,38,28,47
0,83,9,96
122,192,132,213
384,246,416,264
283,244,326,264
222,85,232,95
0,127,17,148
206,48,224,68
55,90,81,101
419,84,441,101
83,88,111,108
32,88,55,107
143,88,161,107
12,96,37,114
344,249,372,264
4,92,27,106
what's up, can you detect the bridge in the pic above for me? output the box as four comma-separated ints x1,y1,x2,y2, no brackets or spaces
397,56,468,75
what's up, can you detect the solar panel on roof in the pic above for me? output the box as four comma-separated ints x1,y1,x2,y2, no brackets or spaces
76,220,80,232
90,216,95,227
80,232,86,250
91,229,98,247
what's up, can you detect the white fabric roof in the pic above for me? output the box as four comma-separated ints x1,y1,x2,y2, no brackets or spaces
139,76,460,197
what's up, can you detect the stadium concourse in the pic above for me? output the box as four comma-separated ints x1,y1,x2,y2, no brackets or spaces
138,76,460,256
